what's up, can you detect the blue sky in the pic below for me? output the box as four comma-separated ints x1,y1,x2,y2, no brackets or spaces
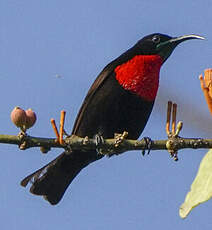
1,0,212,229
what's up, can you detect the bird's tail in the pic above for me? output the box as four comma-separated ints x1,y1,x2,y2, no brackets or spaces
21,151,90,205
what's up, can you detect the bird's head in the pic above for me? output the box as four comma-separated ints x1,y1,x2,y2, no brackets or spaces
135,33,205,62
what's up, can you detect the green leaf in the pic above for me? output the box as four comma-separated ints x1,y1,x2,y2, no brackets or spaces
179,149,212,218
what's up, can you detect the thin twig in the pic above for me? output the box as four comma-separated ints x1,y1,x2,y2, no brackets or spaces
166,101,172,135
172,103,177,134
59,110,66,145
50,119,60,142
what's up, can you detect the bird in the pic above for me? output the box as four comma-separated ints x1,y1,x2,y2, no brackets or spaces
21,33,204,205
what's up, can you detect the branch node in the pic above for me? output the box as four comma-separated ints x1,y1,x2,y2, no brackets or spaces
17,131,30,150
165,101,183,161
18,131,26,141
19,141,27,150
114,131,128,148
166,138,179,161
83,136,89,145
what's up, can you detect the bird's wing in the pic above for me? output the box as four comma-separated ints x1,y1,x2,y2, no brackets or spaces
71,63,115,135
71,47,136,135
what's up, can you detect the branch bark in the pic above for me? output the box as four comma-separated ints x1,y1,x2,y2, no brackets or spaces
0,133,211,156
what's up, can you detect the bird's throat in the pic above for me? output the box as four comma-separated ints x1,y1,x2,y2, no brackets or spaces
115,55,163,101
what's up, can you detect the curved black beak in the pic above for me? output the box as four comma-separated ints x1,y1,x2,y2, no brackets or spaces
168,34,205,45
157,34,205,62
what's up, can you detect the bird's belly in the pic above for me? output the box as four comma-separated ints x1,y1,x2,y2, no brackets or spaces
73,76,154,140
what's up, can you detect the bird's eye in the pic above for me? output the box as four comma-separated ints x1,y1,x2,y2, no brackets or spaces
152,35,160,43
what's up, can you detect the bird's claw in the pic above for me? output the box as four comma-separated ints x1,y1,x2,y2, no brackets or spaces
94,134,105,155
141,137,152,156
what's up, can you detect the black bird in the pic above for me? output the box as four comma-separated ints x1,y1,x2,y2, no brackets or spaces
21,33,204,204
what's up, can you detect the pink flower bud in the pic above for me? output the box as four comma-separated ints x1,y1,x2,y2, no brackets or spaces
10,107,27,129
25,108,37,129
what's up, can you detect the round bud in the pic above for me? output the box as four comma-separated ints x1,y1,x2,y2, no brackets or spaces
25,108,37,129
10,107,27,129
40,146,51,154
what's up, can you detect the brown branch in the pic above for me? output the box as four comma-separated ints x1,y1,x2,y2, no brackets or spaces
0,134,62,149
0,133,211,159
4,95,212,159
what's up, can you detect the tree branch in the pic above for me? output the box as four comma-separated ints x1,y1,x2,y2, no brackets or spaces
4,98,212,160
0,133,211,157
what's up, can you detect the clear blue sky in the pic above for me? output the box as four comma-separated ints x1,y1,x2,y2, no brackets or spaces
0,0,212,229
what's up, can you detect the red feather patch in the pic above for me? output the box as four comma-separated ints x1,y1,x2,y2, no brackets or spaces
115,55,163,101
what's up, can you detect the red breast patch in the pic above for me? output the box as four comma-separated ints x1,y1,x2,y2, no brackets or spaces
115,55,163,101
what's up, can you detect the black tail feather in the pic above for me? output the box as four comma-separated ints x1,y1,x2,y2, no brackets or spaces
21,151,90,205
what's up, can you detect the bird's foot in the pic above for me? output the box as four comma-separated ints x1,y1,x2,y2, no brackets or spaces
141,137,152,156
94,134,105,155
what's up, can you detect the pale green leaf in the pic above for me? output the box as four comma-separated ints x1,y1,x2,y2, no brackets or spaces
179,149,212,218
